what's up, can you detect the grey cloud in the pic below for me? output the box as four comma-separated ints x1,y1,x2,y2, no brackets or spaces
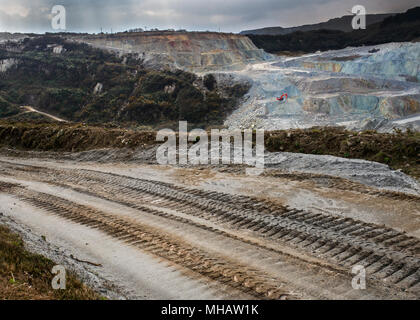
0,0,418,33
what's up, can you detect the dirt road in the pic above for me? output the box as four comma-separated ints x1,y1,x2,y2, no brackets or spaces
0,156,419,299
20,106,68,122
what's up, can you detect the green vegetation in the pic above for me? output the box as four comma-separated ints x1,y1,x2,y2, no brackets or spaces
203,74,217,91
0,123,418,179
0,224,99,300
0,96,19,118
0,36,249,128
265,127,420,179
0,122,157,151
249,7,420,53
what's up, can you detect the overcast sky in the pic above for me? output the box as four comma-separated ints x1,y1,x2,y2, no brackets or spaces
0,0,418,34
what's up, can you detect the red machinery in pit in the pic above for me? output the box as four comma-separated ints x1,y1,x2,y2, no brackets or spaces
276,93,288,103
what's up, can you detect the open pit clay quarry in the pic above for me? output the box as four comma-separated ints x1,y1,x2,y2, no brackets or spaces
1,31,419,300
70,32,420,131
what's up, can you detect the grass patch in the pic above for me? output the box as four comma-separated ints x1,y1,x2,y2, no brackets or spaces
0,122,157,152
0,122,419,179
0,224,100,300
265,127,420,179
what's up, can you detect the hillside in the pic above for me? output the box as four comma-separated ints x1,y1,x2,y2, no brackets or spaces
0,36,250,128
248,7,420,53
241,13,392,35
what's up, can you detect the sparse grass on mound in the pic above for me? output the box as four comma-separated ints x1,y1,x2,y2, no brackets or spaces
0,224,100,300
265,127,420,179
0,122,157,152
0,122,419,179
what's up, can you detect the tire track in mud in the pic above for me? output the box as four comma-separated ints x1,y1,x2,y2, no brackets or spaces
0,180,405,300
66,170,420,294
172,165,420,202
4,183,291,300
1,160,419,296
263,170,420,202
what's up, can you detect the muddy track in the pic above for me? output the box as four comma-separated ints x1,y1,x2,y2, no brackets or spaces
12,187,293,299
0,180,406,300
263,170,420,202
175,165,420,202
0,160,419,298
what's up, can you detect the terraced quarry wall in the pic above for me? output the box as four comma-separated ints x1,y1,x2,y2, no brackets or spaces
72,32,272,71
225,42,420,132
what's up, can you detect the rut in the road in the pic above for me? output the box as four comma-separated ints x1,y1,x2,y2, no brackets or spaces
66,169,420,293
1,160,419,295
10,186,290,300
264,170,420,202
